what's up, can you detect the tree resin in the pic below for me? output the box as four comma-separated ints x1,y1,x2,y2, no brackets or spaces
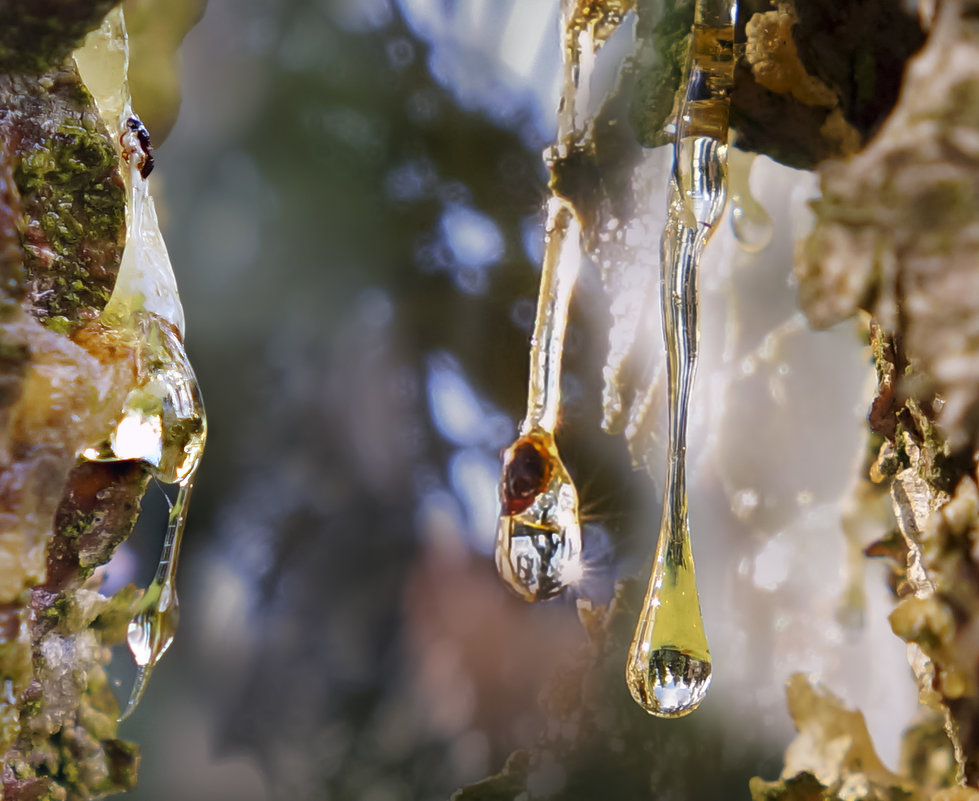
728,148,774,253
495,0,629,602
123,477,195,719
74,10,207,718
625,0,737,717
495,199,583,601
82,314,206,719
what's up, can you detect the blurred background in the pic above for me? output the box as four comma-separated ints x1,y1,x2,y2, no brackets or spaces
106,0,922,798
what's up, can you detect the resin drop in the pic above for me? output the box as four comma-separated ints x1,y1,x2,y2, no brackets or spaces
626,0,736,717
76,8,205,721
625,502,713,716
494,198,582,601
120,479,193,719
728,148,774,253
82,314,206,483
496,429,582,602
81,314,205,719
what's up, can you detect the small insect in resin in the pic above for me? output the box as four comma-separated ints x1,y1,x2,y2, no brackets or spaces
494,198,584,603
121,115,154,179
501,436,552,515
493,0,627,603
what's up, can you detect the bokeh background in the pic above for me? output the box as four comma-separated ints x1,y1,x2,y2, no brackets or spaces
107,1,922,799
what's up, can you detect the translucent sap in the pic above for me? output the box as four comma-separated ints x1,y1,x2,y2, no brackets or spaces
82,314,206,719
626,0,736,717
728,148,774,253
122,478,194,719
495,429,582,602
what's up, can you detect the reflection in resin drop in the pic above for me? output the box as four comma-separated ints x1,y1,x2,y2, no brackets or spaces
123,478,193,719
728,148,774,253
626,0,736,717
493,0,630,602
494,199,583,601
633,649,712,716
496,429,582,602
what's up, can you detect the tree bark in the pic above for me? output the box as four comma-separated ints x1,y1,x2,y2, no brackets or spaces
0,2,149,798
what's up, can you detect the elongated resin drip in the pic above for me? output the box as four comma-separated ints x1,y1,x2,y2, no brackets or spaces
625,0,736,717
83,314,206,719
496,1,630,601
75,9,205,719
121,477,192,719
496,198,583,601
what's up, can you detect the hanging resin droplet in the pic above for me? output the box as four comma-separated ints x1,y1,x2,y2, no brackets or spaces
626,0,736,717
624,482,712,715
494,1,630,601
81,314,206,720
496,429,582,601
728,148,774,253
494,199,583,601
74,8,206,720
122,477,194,718
83,315,206,482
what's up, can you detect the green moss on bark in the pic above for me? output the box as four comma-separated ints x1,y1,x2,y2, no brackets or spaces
14,113,125,323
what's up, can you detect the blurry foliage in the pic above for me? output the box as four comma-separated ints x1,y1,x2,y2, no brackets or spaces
123,0,205,142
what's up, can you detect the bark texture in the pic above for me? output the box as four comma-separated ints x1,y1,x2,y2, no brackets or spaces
0,2,149,798
774,0,979,793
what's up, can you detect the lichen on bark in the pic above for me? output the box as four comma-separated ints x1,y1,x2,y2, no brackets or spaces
780,0,979,791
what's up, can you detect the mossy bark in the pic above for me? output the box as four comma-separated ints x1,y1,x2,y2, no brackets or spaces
0,2,151,799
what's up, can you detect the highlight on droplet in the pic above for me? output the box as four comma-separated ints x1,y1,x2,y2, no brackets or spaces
627,646,712,717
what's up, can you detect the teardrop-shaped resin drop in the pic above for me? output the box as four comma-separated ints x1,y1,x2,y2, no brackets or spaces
122,571,178,719
495,429,582,602
625,505,712,717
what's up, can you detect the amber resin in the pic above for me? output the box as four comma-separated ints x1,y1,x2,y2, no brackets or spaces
496,428,582,602
75,10,206,719
495,197,584,601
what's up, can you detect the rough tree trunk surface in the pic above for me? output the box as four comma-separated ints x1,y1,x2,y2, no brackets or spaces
0,1,146,798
